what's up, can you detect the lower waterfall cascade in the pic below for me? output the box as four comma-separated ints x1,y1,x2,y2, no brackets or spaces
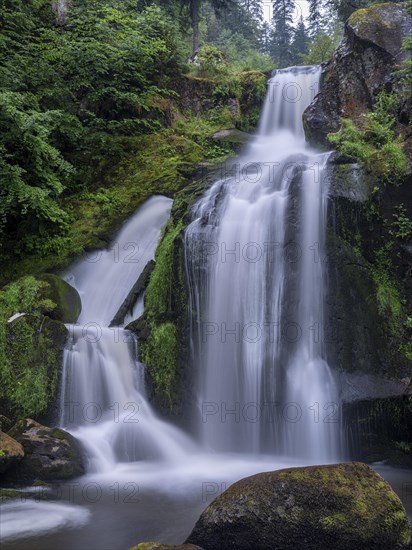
59,195,195,471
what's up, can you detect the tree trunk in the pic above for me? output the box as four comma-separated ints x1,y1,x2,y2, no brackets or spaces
191,0,200,54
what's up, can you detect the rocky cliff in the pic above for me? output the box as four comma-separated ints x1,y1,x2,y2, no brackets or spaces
304,2,412,146
303,2,412,465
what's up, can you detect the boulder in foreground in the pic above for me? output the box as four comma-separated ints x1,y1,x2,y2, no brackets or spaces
0,431,24,473
186,462,412,550
5,419,84,482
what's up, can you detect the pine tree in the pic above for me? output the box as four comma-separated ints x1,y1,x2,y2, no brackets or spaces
270,0,294,68
291,16,309,64
260,21,272,56
308,0,323,37
181,0,234,53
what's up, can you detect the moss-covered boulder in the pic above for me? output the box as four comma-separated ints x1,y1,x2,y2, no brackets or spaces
35,273,81,323
303,3,412,146
0,431,24,473
212,129,250,144
5,419,84,482
1,314,68,420
186,462,412,550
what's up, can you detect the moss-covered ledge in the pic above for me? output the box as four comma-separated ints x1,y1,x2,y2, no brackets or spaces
128,165,222,413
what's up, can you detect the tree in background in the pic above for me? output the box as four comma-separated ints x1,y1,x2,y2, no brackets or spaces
291,16,309,64
199,0,272,69
270,0,295,67
260,21,273,56
301,23,341,64
181,0,234,53
308,0,323,36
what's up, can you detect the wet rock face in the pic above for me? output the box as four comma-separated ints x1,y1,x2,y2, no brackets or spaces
4,419,84,482
186,462,412,550
303,3,412,147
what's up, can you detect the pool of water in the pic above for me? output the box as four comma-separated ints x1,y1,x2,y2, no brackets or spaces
1,456,411,550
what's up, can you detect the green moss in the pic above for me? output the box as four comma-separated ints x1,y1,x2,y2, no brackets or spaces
0,489,21,502
50,428,69,440
0,277,68,420
145,221,185,318
349,3,398,29
35,273,81,323
140,322,178,405
319,512,347,530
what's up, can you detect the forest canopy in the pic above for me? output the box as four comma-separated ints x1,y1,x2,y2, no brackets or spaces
0,0,407,280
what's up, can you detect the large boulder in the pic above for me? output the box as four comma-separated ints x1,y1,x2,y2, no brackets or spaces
35,273,81,323
186,462,412,550
303,2,412,146
5,419,84,482
0,431,24,473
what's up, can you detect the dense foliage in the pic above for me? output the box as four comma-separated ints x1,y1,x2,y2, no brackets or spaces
328,92,408,184
0,0,270,281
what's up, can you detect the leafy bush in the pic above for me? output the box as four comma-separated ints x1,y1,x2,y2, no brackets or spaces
328,119,374,161
391,205,412,240
328,92,408,184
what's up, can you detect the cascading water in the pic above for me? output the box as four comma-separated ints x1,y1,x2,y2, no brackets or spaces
185,66,340,462
60,196,194,472
5,67,412,550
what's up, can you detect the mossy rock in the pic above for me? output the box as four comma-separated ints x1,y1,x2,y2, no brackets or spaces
303,2,412,147
347,3,411,61
0,489,21,502
1,314,68,420
35,273,81,323
0,431,24,473
212,129,250,144
5,419,84,482
186,462,412,550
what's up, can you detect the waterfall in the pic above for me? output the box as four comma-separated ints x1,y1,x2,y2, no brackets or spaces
52,0,69,24
185,66,340,462
60,196,194,472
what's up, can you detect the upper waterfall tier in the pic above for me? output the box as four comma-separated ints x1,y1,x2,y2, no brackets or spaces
185,66,341,462
64,195,172,327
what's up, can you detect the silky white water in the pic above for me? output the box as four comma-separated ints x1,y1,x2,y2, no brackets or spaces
185,66,340,461
4,67,412,549
60,195,195,471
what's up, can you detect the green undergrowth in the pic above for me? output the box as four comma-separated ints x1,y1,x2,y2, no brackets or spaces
1,90,259,286
0,277,67,419
328,92,408,184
